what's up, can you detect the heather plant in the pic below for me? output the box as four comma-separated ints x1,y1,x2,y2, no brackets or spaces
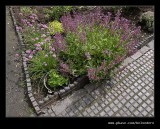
48,21,64,35
57,8,141,81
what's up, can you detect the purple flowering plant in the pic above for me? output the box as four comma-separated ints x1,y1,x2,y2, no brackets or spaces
55,8,141,81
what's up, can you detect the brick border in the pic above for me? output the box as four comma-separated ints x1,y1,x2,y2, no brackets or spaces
9,7,42,115
9,6,154,116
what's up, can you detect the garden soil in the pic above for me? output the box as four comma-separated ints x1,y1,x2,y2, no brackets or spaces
6,7,33,117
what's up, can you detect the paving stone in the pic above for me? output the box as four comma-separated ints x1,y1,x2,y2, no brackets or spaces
129,106,135,112
137,99,143,104
93,109,99,114
131,51,142,60
134,110,140,116
113,107,118,112
121,99,127,104
90,112,95,116
82,111,88,116
146,106,152,112
117,102,123,109
86,108,92,113
142,95,147,100
141,110,148,116
48,109,53,114
142,103,147,108
108,111,114,116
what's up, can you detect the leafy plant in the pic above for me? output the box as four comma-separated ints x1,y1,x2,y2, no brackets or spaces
56,8,141,81
139,11,154,32
43,6,73,21
48,69,68,88
20,6,33,15
28,50,58,80
48,21,64,35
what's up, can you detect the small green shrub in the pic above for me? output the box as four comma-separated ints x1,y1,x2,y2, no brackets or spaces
43,6,73,21
48,20,64,35
140,11,154,32
20,6,37,15
48,69,68,88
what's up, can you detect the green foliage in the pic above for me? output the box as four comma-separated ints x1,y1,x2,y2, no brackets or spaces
20,6,37,15
43,6,73,21
140,11,154,32
48,21,64,35
48,69,68,88
28,50,57,80
64,25,127,78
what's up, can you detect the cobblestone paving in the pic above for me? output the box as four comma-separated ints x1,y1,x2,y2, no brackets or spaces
39,44,154,117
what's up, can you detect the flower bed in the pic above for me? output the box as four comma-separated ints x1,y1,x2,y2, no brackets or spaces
12,6,143,110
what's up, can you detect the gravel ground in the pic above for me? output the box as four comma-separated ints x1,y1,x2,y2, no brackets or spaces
6,6,34,117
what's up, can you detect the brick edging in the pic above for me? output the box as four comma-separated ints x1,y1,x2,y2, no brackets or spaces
9,6,42,115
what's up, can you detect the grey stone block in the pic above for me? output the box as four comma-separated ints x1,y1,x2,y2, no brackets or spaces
32,101,38,107
148,40,154,50
54,92,58,95
59,89,65,93
137,99,142,104
26,78,31,83
28,93,33,97
48,94,54,99
24,67,28,71
133,102,139,108
73,81,78,85
140,46,150,54
100,111,106,116
48,109,53,114
134,110,140,116
44,96,49,102
146,107,151,112
129,106,135,112
27,87,32,92
82,111,88,116
108,111,114,116
97,106,102,111
27,82,31,87
69,84,75,88
30,97,35,102
64,86,70,91
38,100,44,105
141,110,148,116
122,57,133,66
113,107,118,112
93,109,99,114
86,108,92,113
131,51,142,60
26,74,29,78
90,112,95,116
35,106,40,111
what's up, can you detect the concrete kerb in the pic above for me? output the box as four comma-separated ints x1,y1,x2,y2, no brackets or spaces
9,6,41,115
